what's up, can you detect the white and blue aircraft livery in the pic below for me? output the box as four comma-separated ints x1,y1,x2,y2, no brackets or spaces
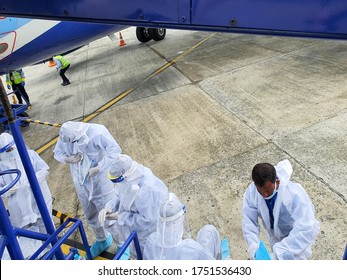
0,17,166,75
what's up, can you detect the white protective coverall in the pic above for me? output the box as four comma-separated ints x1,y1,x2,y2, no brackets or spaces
143,193,221,260
0,133,53,232
53,122,121,242
101,154,168,257
242,159,320,260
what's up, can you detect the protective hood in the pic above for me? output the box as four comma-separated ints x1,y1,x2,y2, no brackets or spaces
109,154,133,179
59,121,89,143
275,159,293,187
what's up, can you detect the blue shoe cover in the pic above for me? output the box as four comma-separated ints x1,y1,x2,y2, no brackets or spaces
90,234,113,259
117,244,131,260
74,253,86,260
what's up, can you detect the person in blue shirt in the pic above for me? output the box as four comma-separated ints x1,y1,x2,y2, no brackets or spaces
242,160,320,260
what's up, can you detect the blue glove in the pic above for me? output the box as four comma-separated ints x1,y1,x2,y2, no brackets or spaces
7,85,11,90
21,81,25,86
254,241,271,260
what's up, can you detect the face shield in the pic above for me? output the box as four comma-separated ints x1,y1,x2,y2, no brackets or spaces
0,133,16,161
59,127,76,144
60,133,71,144
157,193,189,247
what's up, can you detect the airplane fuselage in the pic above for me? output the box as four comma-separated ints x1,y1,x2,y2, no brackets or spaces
0,17,128,75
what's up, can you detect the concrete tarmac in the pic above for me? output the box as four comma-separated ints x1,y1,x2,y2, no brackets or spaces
7,27,347,259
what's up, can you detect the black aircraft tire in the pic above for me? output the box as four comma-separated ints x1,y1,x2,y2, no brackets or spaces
136,27,152,43
149,28,166,41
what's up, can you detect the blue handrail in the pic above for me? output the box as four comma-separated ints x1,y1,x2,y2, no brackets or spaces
30,217,92,260
0,169,21,196
0,235,8,259
113,231,143,260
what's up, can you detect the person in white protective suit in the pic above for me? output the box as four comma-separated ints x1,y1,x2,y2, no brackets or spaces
242,159,320,260
0,133,53,259
53,121,122,259
143,193,222,260
0,132,53,232
98,154,169,258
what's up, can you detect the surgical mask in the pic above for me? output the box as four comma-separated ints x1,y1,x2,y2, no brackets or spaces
1,150,16,161
264,183,278,200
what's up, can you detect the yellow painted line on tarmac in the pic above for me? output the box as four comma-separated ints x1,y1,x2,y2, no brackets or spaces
171,34,214,63
36,138,59,154
36,33,214,155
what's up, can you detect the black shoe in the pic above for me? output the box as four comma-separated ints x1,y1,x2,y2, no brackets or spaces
61,81,71,86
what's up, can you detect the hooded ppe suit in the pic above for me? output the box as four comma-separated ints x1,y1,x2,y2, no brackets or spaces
0,133,52,233
143,193,221,260
53,122,121,247
242,159,320,260
101,154,168,258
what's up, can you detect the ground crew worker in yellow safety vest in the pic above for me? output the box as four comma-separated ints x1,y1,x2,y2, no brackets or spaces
6,69,31,105
52,55,71,86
